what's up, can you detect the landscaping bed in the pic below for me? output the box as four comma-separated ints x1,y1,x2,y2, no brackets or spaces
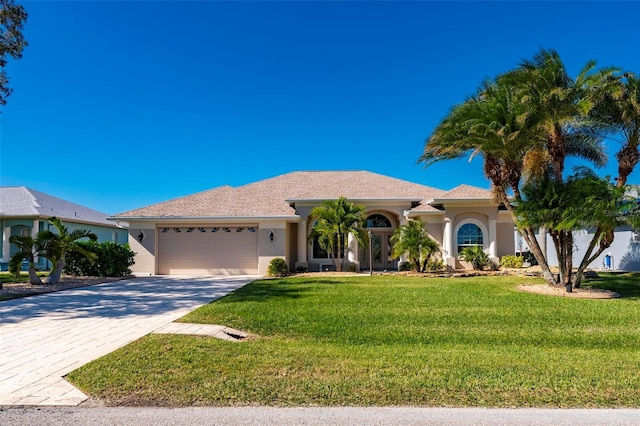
0,276,131,301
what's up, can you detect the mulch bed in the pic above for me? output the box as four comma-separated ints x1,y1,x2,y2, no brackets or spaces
0,276,132,299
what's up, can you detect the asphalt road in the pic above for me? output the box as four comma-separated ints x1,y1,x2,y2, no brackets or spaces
1,407,639,425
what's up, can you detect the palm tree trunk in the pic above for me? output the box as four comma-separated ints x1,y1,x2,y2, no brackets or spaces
46,258,65,284
336,234,342,272
28,263,43,285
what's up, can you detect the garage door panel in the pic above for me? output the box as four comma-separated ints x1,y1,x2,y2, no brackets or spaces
158,227,258,275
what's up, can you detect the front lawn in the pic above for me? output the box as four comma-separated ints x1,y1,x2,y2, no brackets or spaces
67,274,640,407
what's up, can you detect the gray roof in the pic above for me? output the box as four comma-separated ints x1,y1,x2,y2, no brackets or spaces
0,186,116,227
113,171,491,219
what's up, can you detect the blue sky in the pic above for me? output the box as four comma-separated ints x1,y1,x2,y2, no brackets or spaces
1,1,639,214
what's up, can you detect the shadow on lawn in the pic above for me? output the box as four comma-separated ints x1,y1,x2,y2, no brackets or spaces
216,278,344,303
218,281,311,303
586,272,640,299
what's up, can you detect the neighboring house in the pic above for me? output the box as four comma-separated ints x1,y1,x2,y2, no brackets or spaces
111,171,515,276
0,186,129,271
516,185,640,272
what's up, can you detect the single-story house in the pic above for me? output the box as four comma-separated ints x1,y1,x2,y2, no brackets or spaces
111,171,516,276
0,186,129,271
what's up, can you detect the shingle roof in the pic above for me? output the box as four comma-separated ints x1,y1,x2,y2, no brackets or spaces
438,184,494,200
113,171,454,219
0,186,116,226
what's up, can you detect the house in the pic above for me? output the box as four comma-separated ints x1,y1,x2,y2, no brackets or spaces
0,186,129,271
516,185,640,272
111,171,516,276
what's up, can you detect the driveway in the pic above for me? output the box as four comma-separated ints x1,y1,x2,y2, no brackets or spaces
0,276,257,406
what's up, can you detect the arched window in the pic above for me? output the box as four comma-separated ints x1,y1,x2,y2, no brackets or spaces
457,223,483,253
365,214,392,228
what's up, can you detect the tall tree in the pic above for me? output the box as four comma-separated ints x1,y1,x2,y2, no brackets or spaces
310,197,367,272
0,0,28,105
45,217,98,284
420,79,557,284
421,48,624,290
391,218,439,273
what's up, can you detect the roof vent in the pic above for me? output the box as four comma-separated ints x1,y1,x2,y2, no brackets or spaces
411,201,420,209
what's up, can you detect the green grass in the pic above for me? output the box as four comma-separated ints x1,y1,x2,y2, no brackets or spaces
67,274,640,407
0,271,48,285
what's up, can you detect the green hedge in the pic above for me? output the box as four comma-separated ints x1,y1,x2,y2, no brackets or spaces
64,241,135,277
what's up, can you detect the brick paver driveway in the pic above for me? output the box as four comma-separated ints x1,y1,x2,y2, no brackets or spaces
0,276,257,406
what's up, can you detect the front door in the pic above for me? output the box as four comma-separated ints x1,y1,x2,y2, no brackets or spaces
362,232,396,270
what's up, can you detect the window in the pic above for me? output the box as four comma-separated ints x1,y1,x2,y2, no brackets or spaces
457,223,483,253
365,214,392,228
20,228,32,237
312,237,343,259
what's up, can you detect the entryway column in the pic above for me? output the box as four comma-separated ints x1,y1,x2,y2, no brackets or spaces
443,218,454,267
296,219,308,270
347,233,358,266
488,219,497,257
488,219,498,265
2,226,10,262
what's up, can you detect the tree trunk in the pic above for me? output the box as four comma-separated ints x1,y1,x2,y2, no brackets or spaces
336,235,342,272
413,257,421,273
28,263,43,285
572,228,602,289
46,258,65,284
498,191,556,285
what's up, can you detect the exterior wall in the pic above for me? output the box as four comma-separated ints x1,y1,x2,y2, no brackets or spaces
542,227,640,272
496,222,515,258
128,222,157,276
439,205,503,269
0,217,127,271
257,220,288,275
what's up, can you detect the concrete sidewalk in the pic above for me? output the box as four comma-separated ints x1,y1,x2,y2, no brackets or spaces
0,276,257,406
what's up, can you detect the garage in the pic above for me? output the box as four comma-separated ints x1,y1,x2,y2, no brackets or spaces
157,226,258,275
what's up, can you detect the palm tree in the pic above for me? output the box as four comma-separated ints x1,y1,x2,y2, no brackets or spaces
422,48,620,289
310,197,367,272
45,217,98,284
8,231,55,285
614,74,640,187
459,246,490,271
391,218,439,273
420,79,556,284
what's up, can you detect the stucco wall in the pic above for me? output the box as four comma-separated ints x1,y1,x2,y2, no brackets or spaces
496,223,515,257
542,227,640,271
257,220,288,275
128,224,156,275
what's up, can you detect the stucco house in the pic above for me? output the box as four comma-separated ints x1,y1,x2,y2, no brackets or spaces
0,186,129,271
111,171,516,276
514,185,640,272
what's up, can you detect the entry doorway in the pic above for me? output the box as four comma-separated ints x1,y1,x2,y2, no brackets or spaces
361,231,396,270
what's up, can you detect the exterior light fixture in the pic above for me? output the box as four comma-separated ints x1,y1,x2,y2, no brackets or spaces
137,231,144,242
269,229,275,242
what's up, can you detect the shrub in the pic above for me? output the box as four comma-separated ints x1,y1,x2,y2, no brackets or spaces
500,255,524,268
399,261,415,272
64,242,135,277
426,259,445,272
267,258,289,277
459,246,490,270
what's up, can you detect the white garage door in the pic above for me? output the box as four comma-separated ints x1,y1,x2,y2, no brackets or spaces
158,226,258,275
